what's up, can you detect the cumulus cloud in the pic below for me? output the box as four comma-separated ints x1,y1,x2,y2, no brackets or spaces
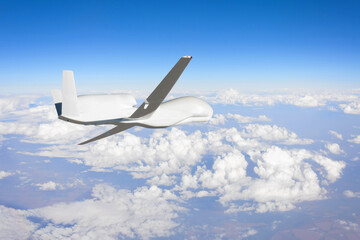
325,143,344,155
0,184,184,239
29,184,183,239
339,101,360,114
0,171,14,180
0,95,37,116
209,114,226,125
343,190,360,198
35,179,84,191
242,124,313,145
0,95,347,215
329,130,343,140
218,147,330,212
36,181,59,191
187,145,344,213
0,206,37,240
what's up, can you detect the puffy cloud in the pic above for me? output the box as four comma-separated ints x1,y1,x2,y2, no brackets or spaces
0,95,37,116
35,179,84,191
192,146,345,213
209,114,226,125
224,147,326,212
339,101,360,114
343,190,360,198
36,181,59,191
242,124,313,145
312,155,346,183
325,143,344,155
0,95,347,216
29,184,183,239
0,184,183,240
67,158,83,164
0,171,14,180
196,149,249,190
329,130,343,140
0,206,37,240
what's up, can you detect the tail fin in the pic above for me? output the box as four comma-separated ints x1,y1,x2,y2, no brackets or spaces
51,89,62,116
62,70,79,117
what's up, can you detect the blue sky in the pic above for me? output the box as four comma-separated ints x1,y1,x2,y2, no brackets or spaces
1,0,359,93
1,1,360,239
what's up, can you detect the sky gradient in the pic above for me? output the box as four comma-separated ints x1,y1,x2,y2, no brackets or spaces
1,0,360,93
1,2,360,239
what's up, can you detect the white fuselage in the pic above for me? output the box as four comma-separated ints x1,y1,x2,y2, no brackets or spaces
64,94,213,127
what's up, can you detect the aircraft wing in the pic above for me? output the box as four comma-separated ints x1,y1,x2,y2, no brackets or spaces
130,56,192,118
78,56,192,145
79,123,135,145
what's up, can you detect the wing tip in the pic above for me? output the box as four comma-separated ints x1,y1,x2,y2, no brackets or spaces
182,56,192,59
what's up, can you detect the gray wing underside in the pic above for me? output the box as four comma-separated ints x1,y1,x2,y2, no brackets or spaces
79,124,135,145
130,56,192,118
78,56,192,145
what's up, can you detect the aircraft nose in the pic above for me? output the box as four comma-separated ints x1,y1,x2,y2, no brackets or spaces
193,99,213,118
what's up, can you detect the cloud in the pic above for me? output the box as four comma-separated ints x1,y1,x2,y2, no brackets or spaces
19,119,345,214
0,95,37,116
196,149,249,190
206,88,360,115
35,179,84,191
242,124,313,145
0,95,347,215
227,113,271,124
336,220,359,231
343,190,360,198
67,158,83,164
0,206,37,240
348,135,360,144
0,184,184,239
329,130,343,140
325,143,344,155
241,228,258,238
29,184,183,239
194,145,345,213
35,181,61,191
0,171,14,180
339,101,360,114
209,114,226,125
209,113,270,126
312,155,346,183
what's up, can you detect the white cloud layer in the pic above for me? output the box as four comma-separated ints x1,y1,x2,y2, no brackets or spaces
0,184,183,240
339,101,360,114
0,206,36,240
203,88,360,115
0,95,347,217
